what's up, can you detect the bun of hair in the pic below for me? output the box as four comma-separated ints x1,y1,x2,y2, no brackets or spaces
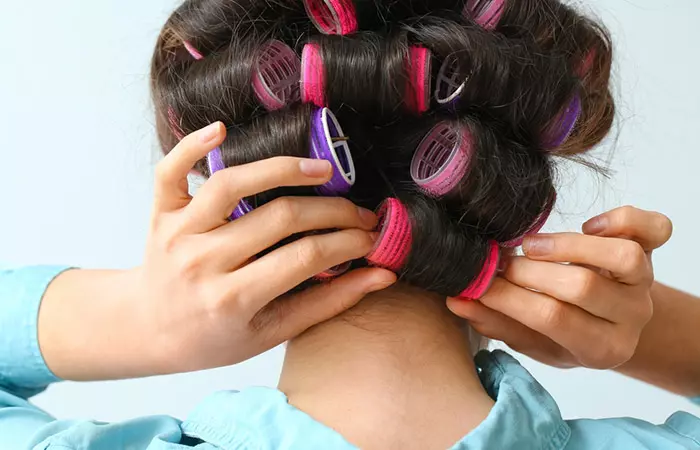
151,0,614,299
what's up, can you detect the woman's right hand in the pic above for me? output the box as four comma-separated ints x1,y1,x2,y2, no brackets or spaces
40,122,396,380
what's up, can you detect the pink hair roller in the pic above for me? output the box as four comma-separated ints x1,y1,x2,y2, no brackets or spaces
501,192,557,248
458,240,500,300
252,40,302,111
410,122,474,197
301,43,327,107
303,0,358,35
405,46,432,114
366,198,413,272
183,41,204,60
435,54,467,105
464,0,507,31
576,48,597,79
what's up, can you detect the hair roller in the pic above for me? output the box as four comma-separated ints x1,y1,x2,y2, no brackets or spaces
501,192,556,248
183,40,204,60
303,0,358,35
410,122,473,197
167,107,186,141
315,262,352,280
435,54,467,105
207,146,254,221
301,43,326,107
366,198,413,272
252,40,302,111
405,46,432,114
457,240,500,300
464,0,507,30
542,93,582,150
310,107,356,195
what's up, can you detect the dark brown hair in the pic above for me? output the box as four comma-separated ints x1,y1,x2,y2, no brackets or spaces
150,0,614,298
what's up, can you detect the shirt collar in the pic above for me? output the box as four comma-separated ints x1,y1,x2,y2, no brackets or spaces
182,350,570,450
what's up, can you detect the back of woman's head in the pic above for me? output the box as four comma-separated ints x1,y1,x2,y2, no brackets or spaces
150,0,614,299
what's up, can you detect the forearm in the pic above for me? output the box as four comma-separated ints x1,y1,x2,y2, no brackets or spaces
38,268,163,381
617,282,700,397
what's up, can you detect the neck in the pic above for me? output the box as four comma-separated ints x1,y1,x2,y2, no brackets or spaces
279,284,494,450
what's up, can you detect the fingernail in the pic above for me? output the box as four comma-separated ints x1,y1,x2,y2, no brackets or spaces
368,275,397,292
358,207,377,226
199,122,222,143
523,236,553,256
582,215,608,235
300,159,332,177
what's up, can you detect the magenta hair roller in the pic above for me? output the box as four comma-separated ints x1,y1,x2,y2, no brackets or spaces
252,40,302,111
303,0,358,35
206,147,254,221
501,192,557,248
458,240,500,300
183,41,204,60
310,107,356,196
435,54,467,105
576,48,597,79
301,43,326,107
542,94,582,150
167,107,186,141
405,46,432,114
464,0,507,30
366,198,413,272
410,122,474,197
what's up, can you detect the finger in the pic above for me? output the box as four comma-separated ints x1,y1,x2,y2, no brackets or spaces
502,257,644,323
523,233,652,285
447,298,575,368
253,268,397,343
582,206,673,252
185,157,333,232
231,228,376,310
478,278,620,368
154,122,226,212
207,196,377,269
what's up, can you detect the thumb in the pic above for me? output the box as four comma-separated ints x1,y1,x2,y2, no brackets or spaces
262,268,397,343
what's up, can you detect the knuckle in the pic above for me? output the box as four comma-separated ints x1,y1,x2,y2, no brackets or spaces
569,270,597,305
539,299,567,330
616,241,647,274
584,335,637,369
296,238,324,268
270,197,299,226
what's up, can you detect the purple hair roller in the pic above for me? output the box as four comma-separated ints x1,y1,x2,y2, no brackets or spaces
310,107,356,196
206,147,254,221
410,122,474,197
542,94,582,150
252,40,302,111
435,54,467,106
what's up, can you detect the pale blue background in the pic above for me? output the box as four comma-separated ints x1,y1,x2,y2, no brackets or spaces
1,0,698,424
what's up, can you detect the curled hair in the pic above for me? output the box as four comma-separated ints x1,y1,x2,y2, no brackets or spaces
151,0,615,298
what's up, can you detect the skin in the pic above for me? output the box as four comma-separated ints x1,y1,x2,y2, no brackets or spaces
38,122,397,380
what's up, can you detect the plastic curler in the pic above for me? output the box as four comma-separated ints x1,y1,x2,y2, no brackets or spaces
458,240,500,300
303,0,358,35
315,261,352,280
542,93,582,150
464,0,507,31
310,107,356,196
183,41,204,60
410,122,474,197
575,48,597,79
501,192,556,248
366,198,413,272
435,54,467,105
405,46,432,114
301,43,326,107
252,40,302,111
207,147,254,221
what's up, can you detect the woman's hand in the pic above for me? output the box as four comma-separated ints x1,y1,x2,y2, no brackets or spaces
447,206,672,370
39,123,396,380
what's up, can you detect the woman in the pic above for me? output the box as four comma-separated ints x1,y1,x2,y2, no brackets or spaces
3,0,700,449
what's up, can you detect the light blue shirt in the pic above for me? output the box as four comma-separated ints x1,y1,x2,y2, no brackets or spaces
2,265,700,449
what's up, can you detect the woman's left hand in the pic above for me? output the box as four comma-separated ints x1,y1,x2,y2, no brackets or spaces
448,206,673,369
